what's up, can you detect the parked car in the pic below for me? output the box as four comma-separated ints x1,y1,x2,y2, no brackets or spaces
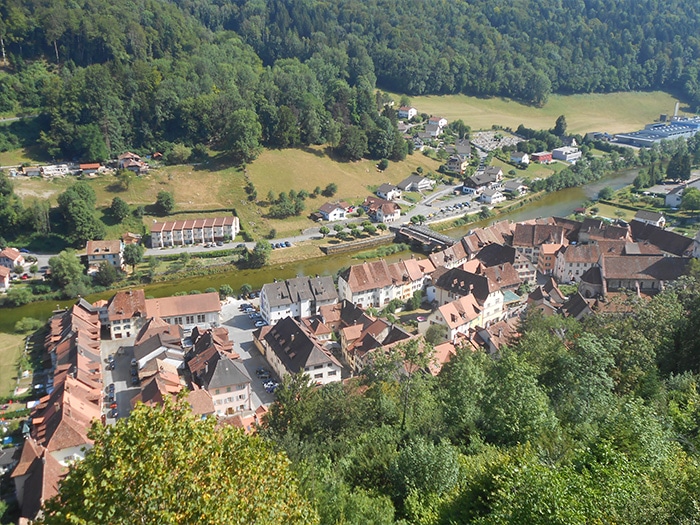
255,320,267,328
284,241,291,247
256,367,269,376
110,408,119,418
216,241,223,246
130,358,137,367
131,376,140,385
19,248,30,254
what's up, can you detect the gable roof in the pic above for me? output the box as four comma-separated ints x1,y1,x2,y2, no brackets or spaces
601,254,691,281
340,260,393,293
433,267,499,303
199,353,250,390
107,289,146,321
438,295,481,329
86,240,121,256
634,210,664,222
262,317,341,373
0,247,22,263
145,292,220,319
512,223,566,247
630,220,694,256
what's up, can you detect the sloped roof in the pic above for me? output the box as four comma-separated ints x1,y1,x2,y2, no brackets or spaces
601,254,691,281
433,267,499,304
561,292,595,319
630,220,694,256
438,295,481,329
340,260,393,293
107,289,146,322
145,292,220,318
512,223,566,247
199,353,250,390
634,210,664,222
262,317,341,374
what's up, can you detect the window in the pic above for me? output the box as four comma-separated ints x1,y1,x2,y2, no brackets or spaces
314,365,323,369
215,389,220,395
314,373,323,379
175,317,183,325
186,315,194,324
328,370,337,376
238,394,246,400
197,314,205,323
226,386,231,393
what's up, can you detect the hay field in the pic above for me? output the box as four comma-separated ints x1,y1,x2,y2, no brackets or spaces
400,91,683,135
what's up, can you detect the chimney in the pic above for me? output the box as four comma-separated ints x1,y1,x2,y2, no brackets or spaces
205,362,209,375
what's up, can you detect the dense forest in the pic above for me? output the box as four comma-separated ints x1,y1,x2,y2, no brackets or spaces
2,0,700,160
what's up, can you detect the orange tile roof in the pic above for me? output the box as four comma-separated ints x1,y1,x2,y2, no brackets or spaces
145,292,220,319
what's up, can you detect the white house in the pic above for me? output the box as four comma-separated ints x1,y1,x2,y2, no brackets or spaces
318,202,348,222
0,267,10,290
427,294,482,342
145,292,222,330
255,317,342,385
0,247,24,270
552,146,582,163
260,276,338,325
376,202,401,223
633,210,666,228
428,116,448,128
376,183,402,201
510,151,530,165
480,188,506,204
86,240,124,272
398,175,435,192
398,106,418,120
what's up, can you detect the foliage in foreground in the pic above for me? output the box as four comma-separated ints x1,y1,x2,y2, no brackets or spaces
42,399,318,525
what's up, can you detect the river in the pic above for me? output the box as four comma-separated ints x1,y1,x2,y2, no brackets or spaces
0,167,641,334
443,167,640,237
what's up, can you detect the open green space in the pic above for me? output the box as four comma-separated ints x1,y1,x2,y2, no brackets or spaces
398,91,683,135
491,157,567,182
12,146,441,240
0,333,23,399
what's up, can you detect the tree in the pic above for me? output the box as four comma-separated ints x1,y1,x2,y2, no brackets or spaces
425,324,445,345
110,197,130,222
117,169,134,190
219,284,234,299
221,109,263,164
598,186,614,200
681,187,700,211
93,261,119,286
49,250,84,288
240,283,253,297
667,152,692,181
322,183,338,198
336,126,367,161
246,242,271,268
155,191,174,215
553,115,567,136
319,226,330,238
14,317,44,333
43,400,318,525
377,159,389,171
165,143,192,165
123,243,144,272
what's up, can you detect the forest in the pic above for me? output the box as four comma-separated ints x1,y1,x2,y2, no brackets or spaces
2,0,700,160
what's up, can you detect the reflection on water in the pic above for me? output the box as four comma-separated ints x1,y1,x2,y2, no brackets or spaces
444,167,640,238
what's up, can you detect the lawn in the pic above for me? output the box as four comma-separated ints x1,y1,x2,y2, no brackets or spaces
0,333,24,399
593,203,637,222
397,91,683,135
491,157,566,182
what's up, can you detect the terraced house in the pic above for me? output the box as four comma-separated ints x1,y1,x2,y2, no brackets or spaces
150,216,240,248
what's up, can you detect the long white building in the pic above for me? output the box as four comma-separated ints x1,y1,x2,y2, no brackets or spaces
150,216,239,248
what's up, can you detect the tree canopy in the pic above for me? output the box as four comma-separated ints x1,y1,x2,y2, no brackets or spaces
43,399,318,525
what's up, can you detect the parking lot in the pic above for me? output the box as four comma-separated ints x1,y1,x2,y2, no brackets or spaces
99,297,279,423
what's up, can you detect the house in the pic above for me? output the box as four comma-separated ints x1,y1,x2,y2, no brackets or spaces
472,318,519,354
150,216,240,248
338,259,434,309
553,244,603,283
474,242,537,285
0,247,24,270
429,267,504,326
552,146,582,162
41,164,70,177
318,202,348,221
145,292,221,330
413,136,425,151
85,240,124,273
130,361,184,410
511,223,568,264
0,266,9,290
104,289,147,339
531,151,552,164
429,341,458,376
561,292,595,320
79,163,102,175
480,188,506,204
397,174,435,192
445,154,469,174
478,262,522,292
376,201,402,223
425,123,442,137
319,300,374,334
398,106,418,120
510,151,530,165
260,275,338,325
427,295,482,342
428,116,448,128
664,178,700,207
503,180,528,196
342,318,413,373
189,351,252,417
132,331,185,372
537,244,563,276
376,183,402,201
430,242,469,269
117,152,148,173
463,167,503,192
446,139,472,158
633,210,666,228
254,316,342,385
121,232,142,245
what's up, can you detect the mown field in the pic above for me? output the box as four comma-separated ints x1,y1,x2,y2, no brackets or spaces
0,333,23,398
399,91,683,134
12,146,442,239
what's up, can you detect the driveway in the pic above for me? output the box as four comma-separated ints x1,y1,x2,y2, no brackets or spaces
220,298,277,409
100,336,140,423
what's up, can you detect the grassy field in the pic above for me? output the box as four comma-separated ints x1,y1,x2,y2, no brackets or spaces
491,157,567,182
0,333,23,398
397,91,684,135
12,146,442,239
